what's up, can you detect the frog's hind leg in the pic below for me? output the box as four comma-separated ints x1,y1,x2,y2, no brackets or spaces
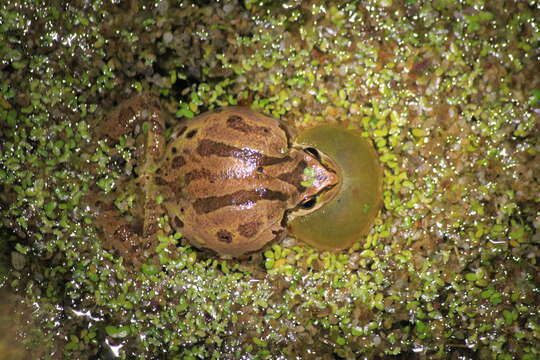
93,93,168,263
87,193,154,267
95,209,143,266
123,98,168,240
98,94,164,143
105,94,169,239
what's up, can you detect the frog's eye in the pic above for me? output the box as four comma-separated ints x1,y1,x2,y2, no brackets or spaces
289,125,382,251
299,197,317,210
304,147,321,161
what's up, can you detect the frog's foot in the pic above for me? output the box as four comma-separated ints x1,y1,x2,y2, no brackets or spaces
93,209,139,266
88,194,159,267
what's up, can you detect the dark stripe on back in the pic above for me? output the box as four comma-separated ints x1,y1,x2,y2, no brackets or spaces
278,160,308,192
193,188,288,214
227,115,272,135
184,168,216,185
196,139,291,166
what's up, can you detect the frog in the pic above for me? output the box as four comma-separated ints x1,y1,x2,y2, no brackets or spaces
91,93,340,263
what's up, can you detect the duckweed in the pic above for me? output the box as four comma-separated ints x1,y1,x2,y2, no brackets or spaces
0,0,539,359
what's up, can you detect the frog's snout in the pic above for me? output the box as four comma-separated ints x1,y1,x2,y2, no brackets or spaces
301,148,340,197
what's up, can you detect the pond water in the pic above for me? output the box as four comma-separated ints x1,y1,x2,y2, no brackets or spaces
0,0,538,359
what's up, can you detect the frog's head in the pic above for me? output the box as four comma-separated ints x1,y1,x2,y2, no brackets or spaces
290,147,340,214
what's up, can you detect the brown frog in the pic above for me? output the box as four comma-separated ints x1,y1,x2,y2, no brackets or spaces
92,94,339,262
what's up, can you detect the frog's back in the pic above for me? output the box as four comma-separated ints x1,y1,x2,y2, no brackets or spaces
159,107,300,256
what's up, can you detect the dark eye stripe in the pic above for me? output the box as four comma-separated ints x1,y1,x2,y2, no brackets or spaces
192,189,288,214
277,160,307,192
195,139,291,166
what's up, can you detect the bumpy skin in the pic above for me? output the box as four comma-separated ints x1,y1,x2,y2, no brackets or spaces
93,95,338,260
